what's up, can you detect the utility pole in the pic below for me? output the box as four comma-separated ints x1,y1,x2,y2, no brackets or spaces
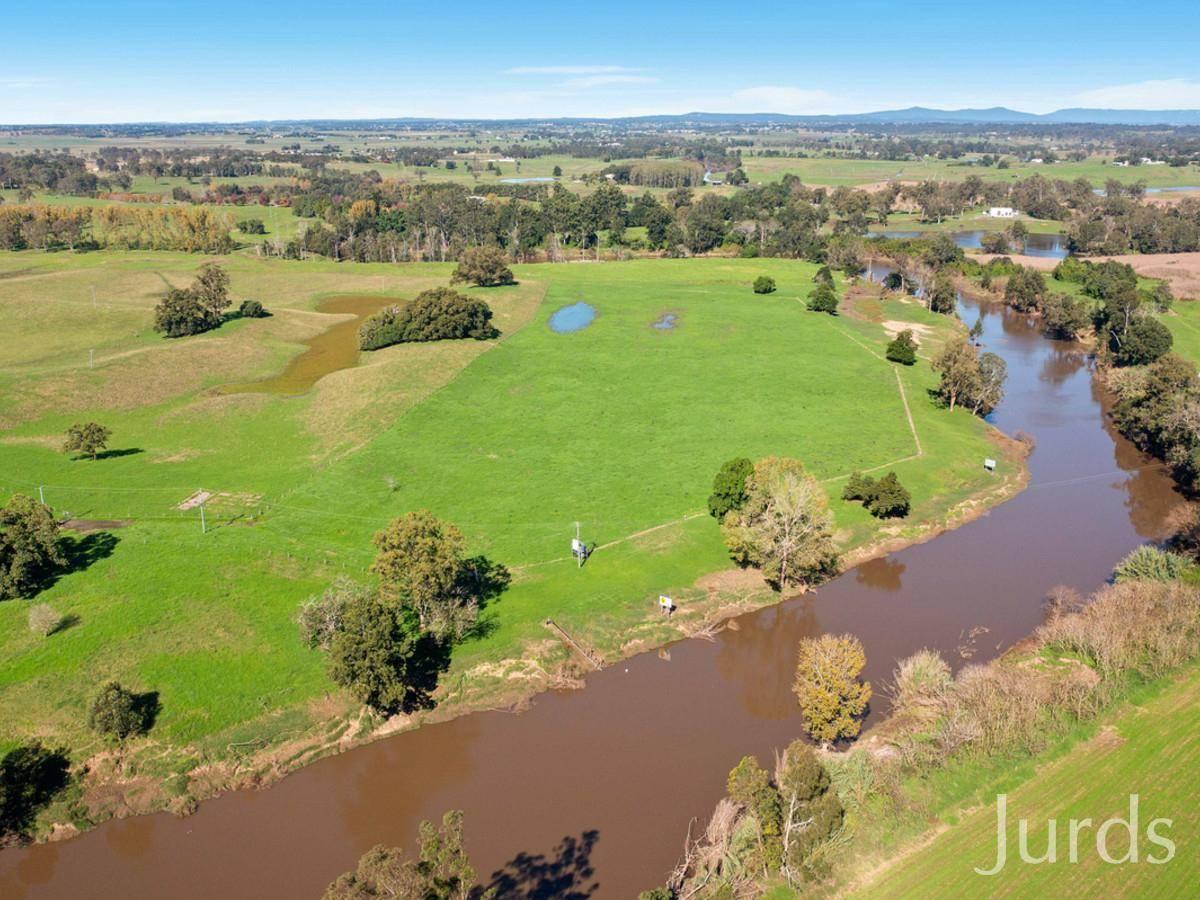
38,486,45,505
200,502,207,534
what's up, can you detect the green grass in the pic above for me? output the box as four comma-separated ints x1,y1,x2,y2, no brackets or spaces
0,252,1006,772
1162,301,1200,364
852,663,1200,898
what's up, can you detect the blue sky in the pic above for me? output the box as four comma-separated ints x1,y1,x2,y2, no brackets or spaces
4,0,1199,122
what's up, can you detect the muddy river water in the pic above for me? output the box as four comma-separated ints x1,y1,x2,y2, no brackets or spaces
0,295,1185,898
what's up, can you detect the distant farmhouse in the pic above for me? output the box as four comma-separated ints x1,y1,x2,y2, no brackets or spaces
986,206,1017,218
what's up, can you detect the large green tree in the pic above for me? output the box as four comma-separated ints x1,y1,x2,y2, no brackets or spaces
327,593,429,714
0,494,64,600
721,457,837,589
450,246,514,287
707,457,754,520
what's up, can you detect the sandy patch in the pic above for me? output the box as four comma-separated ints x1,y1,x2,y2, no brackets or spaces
974,250,1200,299
882,320,934,339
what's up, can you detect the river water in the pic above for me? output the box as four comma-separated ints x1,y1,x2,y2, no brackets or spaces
0,296,1184,899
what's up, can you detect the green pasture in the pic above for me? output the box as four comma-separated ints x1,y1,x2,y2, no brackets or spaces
0,252,1002,768
853,663,1200,898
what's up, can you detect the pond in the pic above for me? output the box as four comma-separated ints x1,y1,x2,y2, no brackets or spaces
548,301,596,333
651,313,678,330
872,229,1069,259
498,176,556,184
1,295,1185,898
219,294,401,396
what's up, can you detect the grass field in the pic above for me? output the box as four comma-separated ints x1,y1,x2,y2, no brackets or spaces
0,252,1009,804
852,662,1200,898
742,155,1200,188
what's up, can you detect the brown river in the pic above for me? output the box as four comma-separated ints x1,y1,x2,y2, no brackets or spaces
0,293,1185,898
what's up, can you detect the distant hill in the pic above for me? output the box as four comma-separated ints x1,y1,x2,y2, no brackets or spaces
6,107,1200,130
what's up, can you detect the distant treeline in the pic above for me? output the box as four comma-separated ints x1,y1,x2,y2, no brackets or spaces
0,204,234,252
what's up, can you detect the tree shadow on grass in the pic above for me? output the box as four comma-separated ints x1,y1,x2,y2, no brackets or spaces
48,612,82,636
133,690,161,734
60,531,119,577
0,744,71,843
458,555,511,642
486,829,600,900
93,447,144,461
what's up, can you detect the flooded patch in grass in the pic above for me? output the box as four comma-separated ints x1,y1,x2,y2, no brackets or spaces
651,312,678,330
221,294,401,395
548,301,596,334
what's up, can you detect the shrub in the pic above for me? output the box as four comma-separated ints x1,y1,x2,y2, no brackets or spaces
1113,545,1190,583
1004,267,1046,313
237,218,266,234
805,283,838,314
27,603,62,637
813,265,834,286
891,649,952,715
752,275,776,294
793,634,872,744
359,288,497,351
707,457,754,519
450,246,514,287
885,329,918,365
841,471,911,518
87,681,151,741
238,298,267,318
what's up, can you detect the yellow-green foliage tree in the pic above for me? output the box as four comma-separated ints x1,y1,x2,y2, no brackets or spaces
721,457,837,589
792,633,872,744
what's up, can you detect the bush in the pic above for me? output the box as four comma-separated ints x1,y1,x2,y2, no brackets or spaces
237,218,266,234
359,288,498,351
891,649,952,715
237,299,267,318
806,283,838,315
27,603,62,637
450,246,514,287
813,265,834,286
707,457,754,519
752,275,776,294
841,470,911,518
980,231,1010,254
1113,545,1190,583
87,681,152,741
885,329,918,365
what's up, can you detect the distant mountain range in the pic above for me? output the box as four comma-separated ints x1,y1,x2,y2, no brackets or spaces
8,107,1200,130
618,107,1200,127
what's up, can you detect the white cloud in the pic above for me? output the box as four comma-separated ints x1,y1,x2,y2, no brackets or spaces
1074,79,1200,109
507,65,639,76
564,74,658,89
725,85,840,114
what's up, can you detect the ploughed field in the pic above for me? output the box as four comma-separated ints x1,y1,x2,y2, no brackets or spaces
0,253,1002,786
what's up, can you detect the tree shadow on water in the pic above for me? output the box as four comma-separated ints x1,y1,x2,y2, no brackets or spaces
486,829,600,899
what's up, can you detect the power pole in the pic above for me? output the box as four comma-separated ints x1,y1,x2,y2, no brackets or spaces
200,502,207,534
38,486,45,505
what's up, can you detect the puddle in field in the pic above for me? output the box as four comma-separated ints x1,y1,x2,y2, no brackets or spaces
651,313,678,331
548,301,596,333
220,294,401,395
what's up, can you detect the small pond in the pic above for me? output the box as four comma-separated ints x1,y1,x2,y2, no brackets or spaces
221,294,401,396
548,301,596,333
499,176,556,184
651,313,678,330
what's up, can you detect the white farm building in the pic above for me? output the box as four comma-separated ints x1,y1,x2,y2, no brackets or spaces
986,206,1017,218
